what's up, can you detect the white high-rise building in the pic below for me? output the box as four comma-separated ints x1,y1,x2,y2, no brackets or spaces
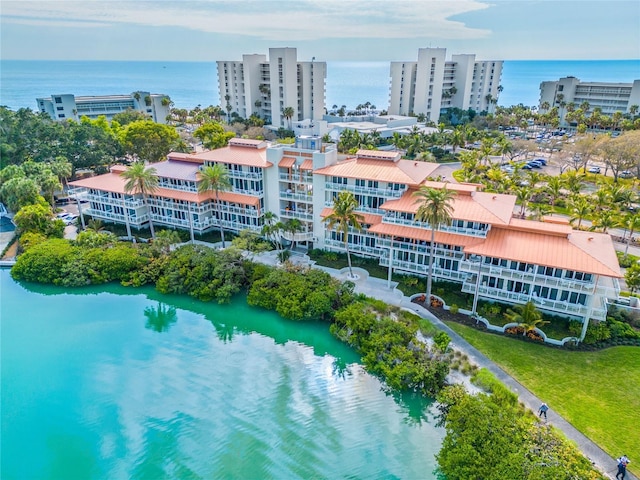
388,48,503,123
217,47,326,128
36,92,171,123
539,77,640,125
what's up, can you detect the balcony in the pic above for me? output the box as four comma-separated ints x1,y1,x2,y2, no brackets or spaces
324,238,382,256
84,193,145,208
85,208,147,225
377,238,464,259
280,190,313,202
228,170,263,180
379,258,467,281
280,209,313,221
458,260,596,292
279,173,313,183
324,182,405,199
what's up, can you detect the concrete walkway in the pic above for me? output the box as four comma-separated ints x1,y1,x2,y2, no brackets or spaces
253,250,635,480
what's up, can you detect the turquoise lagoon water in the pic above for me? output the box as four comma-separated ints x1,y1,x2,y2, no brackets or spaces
0,269,444,479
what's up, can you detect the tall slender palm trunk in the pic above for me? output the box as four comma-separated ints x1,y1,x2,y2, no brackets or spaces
216,191,225,248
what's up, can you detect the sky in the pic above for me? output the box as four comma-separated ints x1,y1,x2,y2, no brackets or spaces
1,0,639,62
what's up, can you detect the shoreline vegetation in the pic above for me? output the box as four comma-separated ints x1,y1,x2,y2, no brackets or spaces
9,236,607,479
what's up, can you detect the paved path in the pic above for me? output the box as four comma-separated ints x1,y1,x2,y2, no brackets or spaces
253,250,635,480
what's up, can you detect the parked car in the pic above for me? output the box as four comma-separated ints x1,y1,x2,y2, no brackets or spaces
533,158,547,165
620,170,634,178
588,166,601,174
522,164,533,170
527,161,542,169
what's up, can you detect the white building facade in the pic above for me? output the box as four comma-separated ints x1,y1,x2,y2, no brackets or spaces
539,77,640,125
36,92,171,123
217,48,326,128
388,48,504,123
70,140,621,336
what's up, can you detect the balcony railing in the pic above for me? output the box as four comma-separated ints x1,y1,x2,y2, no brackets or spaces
280,209,313,221
84,193,145,208
323,238,382,256
85,208,147,225
459,283,603,319
324,182,405,199
376,238,465,259
280,191,313,202
458,260,596,292
378,258,467,281
279,173,313,183
228,170,263,180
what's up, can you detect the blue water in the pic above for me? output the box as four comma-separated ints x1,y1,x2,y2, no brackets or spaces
1,59,638,111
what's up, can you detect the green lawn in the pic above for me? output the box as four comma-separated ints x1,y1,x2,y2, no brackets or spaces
446,322,640,475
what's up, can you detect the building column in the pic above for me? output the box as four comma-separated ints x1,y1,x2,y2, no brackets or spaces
579,275,600,342
471,255,483,316
387,236,394,289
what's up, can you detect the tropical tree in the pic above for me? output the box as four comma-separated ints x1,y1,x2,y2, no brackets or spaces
193,122,235,150
119,120,180,163
283,218,303,251
620,212,640,258
504,301,548,336
568,195,591,229
198,163,231,248
544,175,564,208
282,106,295,129
413,186,456,301
121,161,159,239
323,191,364,279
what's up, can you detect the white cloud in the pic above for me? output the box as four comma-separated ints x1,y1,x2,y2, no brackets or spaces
1,0,492,40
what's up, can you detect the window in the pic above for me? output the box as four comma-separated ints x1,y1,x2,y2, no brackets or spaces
55,97,62,104
58,114,65,118
56,107,64,111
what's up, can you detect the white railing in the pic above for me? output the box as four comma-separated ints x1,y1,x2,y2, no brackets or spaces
157,181,197,193
460,284,602,319
85,208,147,225
379,258,467,281
279,173,313,183
458,261,596,292
323,238,382,256
280,209,313,221
228,170,263,180
376,238,465,259
84,193,145,208
280,191,312,202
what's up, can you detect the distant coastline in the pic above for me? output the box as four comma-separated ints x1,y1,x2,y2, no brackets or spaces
1,59,638,112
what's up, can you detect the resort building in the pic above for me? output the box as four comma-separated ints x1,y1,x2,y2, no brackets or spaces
539,77,640,125
388,48,504,123
217,47,326,128
70,139,621,338
36,92,171,124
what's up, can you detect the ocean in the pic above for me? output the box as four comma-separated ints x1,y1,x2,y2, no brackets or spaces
1,59,639,112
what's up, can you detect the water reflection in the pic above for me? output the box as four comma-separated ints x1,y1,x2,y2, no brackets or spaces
144,303,177,333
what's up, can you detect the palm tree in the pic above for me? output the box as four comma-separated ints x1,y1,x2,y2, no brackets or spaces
198,164,231,247
544,175,564,208
121,161,159,239
413,186,456,301
568,195,591,229
504,301,548,336
621,212,640,259
323,191,364,279
283,218,303,251
282,106,295,129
